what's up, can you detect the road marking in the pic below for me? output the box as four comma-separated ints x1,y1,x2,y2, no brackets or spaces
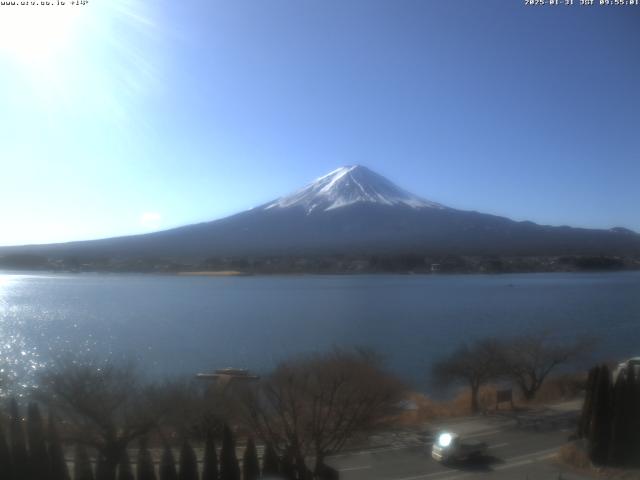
392,470,454,480
488,442,509,449
334,430,505,459
332,427,506,460
330,445,415,458
425,473,471,480
494,452,556,471
329,429,504,458
388,446,560,480
463,429,503,439
339,465,372,472
499,446,558,464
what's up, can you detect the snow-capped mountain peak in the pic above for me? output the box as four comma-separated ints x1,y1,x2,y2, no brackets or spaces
263,165,446,213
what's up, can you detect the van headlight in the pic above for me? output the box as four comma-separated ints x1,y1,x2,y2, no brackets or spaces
437,432,453,447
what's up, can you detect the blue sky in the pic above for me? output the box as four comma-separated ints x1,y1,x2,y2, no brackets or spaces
0,0,638,246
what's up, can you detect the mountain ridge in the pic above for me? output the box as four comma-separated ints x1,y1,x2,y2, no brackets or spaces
0,166,639,265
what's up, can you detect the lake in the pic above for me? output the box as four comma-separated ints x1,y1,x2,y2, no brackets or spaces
0,271,638,390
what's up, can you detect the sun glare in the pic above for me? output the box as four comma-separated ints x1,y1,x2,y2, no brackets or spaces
0,5,84,66
0,0,159,122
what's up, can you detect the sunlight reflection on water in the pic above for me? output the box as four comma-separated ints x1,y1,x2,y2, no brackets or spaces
0,270,639,396
0,274,53,396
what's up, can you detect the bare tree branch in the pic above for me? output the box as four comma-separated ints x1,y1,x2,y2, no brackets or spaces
241,348,405,476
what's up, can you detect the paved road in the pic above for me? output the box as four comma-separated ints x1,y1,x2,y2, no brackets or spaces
327,402,591,480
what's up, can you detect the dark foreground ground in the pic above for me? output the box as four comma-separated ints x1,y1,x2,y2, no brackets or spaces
327,401,594,480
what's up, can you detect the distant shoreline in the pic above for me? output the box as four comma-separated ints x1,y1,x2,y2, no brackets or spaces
1,253,639,276
176,270,249,277
2,268,640,279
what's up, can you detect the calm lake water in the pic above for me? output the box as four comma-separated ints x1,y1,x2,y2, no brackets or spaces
0,271,638,389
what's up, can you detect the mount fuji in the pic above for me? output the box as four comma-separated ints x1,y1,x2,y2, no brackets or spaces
2,165,639,263
262,165,445,213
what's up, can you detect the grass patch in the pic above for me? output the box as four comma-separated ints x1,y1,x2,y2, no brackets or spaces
557,442,592,470
393,386,502,426
393,373,587,427
528,373,586,406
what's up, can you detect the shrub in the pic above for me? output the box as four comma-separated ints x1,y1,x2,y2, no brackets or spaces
159,445,178,480
117,450,135,480
220,425,240,480
49,413,71,480
178,440,198,480
261,443,279,477
202,432,218,480
9,399,29,480
74,444,95,480
27,403,49,480
0,423,13,480
242,437,260,480
136,438,156,480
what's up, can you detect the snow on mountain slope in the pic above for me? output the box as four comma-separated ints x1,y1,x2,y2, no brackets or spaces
262,165,446,213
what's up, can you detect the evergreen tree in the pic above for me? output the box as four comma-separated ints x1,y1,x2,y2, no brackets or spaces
202,432,218,480
279,447,296,480
74,445,95,480
9,398,29,480
137,438,157,480
294,451,310,480
0,424,13,480
589,364,613,464
117,450,134,480
159,445,178,480
96,454,110,480
629,369,640,467
219,425,240,480
242,438,260,480
578,367,598,438
261,443,279,477
27,402,50,480
178,440,198,480
48,413,70,480
609,371,633,465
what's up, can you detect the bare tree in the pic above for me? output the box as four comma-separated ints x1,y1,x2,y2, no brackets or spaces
242,348,405,477
499,332,593,401
432,339,503,414
146,378,228,441
37,359,159,480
